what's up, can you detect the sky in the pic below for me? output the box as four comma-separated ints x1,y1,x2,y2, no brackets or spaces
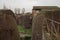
0,0,60,12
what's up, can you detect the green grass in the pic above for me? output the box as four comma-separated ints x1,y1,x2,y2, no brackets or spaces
17,25,24,33
25,29,32,34
17,25,32,34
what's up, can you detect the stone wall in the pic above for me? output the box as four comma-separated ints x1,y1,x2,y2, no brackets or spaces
0,10,20,40
32,10,60,40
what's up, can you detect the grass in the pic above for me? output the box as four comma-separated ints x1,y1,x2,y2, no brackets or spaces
17,25,24,33
17,25,32,34
25,29,32,34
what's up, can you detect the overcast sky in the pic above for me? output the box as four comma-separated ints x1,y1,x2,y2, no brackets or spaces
0,0,60,12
